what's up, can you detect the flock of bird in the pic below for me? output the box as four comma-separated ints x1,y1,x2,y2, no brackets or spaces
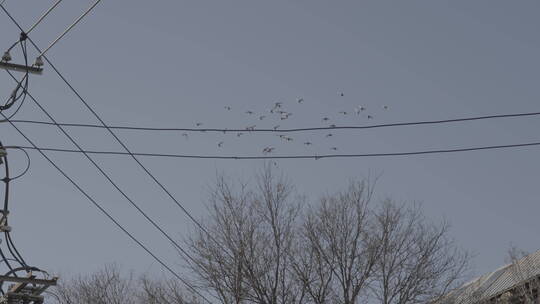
183,92,389,155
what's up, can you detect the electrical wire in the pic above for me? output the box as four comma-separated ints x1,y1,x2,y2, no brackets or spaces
0,0,222,256
3,70,198,267
37,0,102,58
0,110,213,304
26,0,63,36
5,140,540,160
6,146,30,181
2,110,540,134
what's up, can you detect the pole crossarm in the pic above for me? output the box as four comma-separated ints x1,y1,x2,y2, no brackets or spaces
0,62,42,75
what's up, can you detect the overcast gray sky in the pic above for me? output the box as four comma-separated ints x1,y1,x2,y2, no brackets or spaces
0,0,539,280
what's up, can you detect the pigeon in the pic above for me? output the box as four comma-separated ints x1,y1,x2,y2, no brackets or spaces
367,115,373,119
259,115,266,120
218,141,224,148
330,147,338,151
297,97,304,104
339,92,344,97
326,133,333,138
383,105,388,110
322,117,330,122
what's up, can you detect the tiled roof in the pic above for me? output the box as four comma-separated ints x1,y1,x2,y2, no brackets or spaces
440,249,540,304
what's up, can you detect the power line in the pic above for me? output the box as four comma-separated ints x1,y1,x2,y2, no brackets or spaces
6,140,540,160
3,69,198,267
0,8,225,251
4,111,540,134
25,0,63,36
0,111,212,304
37,0,102,58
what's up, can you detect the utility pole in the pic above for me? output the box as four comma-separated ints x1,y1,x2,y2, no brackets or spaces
0,31,56,304
0,145,57,304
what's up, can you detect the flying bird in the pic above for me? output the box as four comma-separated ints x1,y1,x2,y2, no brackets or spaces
326,133,333,138
224,106,231,110
263,147,275,154
182,133,188,139
297,97,304,104
383,105,388,110
322,117,330,122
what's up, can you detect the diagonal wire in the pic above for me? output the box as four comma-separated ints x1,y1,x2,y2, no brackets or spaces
0,110,212,304
3,69,198,266
37,0,102,57
0,7,225,252
26,0,63,35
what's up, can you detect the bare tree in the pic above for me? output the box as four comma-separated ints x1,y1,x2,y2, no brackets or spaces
50,264,137,304
371,200,470,304
48,265,200,304
187,166,305,304
301,180,379,304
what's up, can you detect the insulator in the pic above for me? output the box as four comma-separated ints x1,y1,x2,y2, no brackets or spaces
34,56,44,67
1,51,11,62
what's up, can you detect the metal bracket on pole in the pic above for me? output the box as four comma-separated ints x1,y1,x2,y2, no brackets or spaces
0,62,42,75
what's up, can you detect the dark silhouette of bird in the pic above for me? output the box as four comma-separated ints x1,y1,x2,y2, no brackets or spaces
297,98,304,104
182,133,188,139
326,133,333,137
196,122,203,127
237,132,244,137
218,141,224,148
367,115,373,119
339,111,347,115
273,125,280,130
331,147,338,151
383,105,388,110
259,115,266,120
224,106,231,110
274,102,282,108
322,117,330,122
263,147,275,154
246,110,253,115
339,92,344,97
304,142,312,146
329,124,336,128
